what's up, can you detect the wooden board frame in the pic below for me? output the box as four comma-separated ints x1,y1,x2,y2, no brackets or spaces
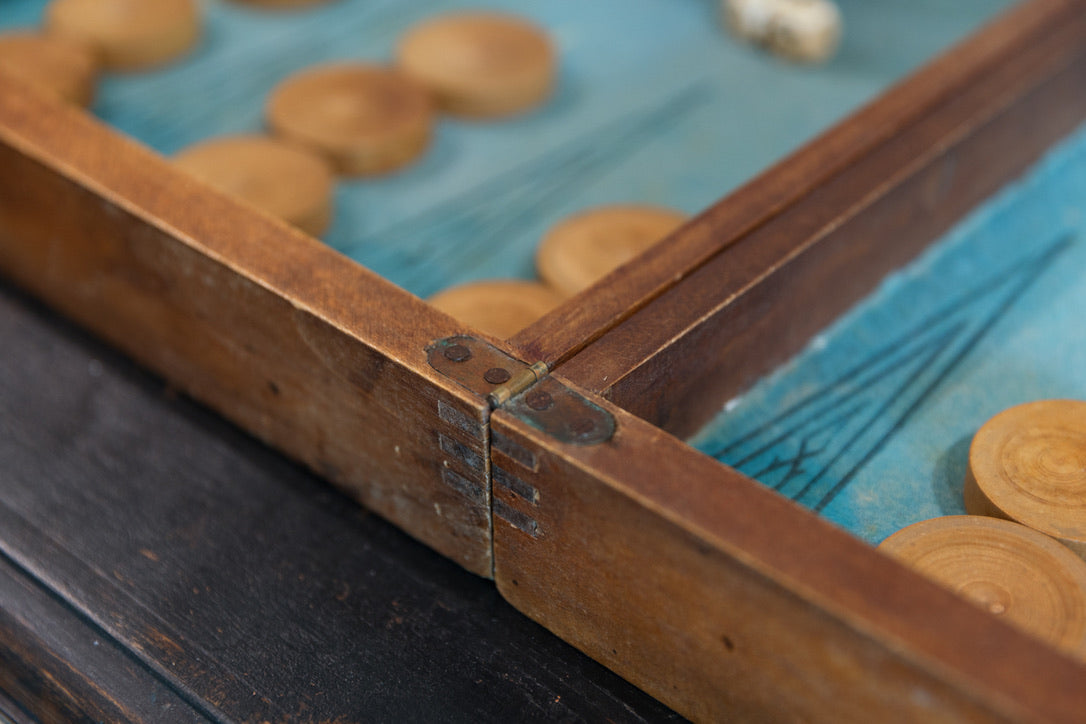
491,388,1086,722
510,0,1086,375
544,0,1086,439
1,0,1085,720
488,1,1086,719
0,81,504,577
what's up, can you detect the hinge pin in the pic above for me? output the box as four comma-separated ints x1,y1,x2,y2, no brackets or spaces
487,361,548,409
427,336,614,445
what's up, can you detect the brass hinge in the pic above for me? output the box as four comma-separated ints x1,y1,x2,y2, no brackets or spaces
427,335,614,446
487,361,548,409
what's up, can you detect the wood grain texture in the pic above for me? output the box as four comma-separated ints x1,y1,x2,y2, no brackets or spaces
0,556,209,723
510,0,1080,372
877,516,1086,660
554,1,1086,438
491,379,1086,723
964,400,1086,560
0,2,1082,720
0,283,682,722
0,73,494,576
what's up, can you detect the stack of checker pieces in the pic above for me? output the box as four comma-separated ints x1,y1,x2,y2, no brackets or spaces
880,400,1086,660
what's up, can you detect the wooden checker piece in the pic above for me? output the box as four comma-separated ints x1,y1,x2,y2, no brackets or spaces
0,32,99,107
396,12,555,120
964,399,1086,561
45,0,201,71
535,205,688,298
428,280,564,340
266,64,433,177
173,135,334,237
879,515,1086,659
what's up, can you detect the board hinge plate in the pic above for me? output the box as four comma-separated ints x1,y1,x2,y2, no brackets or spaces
427,336,614,446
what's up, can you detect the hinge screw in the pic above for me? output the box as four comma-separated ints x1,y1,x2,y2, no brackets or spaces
443,344,472,362
484,367,512,385
571,417,597,436
525,389,554,411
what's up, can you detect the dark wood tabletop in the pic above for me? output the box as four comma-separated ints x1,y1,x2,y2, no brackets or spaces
0,279,682,723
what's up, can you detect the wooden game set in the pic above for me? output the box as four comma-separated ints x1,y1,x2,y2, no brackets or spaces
1,0,1085,720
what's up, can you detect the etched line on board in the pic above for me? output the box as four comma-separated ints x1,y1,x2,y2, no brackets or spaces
809,236,1072,511
711,234,1074,512
354,84,712,296
103,0,455,150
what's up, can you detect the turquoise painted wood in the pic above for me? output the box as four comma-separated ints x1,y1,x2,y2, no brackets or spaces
691,123,1086,546
3,0,1012,297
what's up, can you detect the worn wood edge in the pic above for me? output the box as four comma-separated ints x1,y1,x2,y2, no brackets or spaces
0,70,465,368
0,68,531,399
0,75,503,576
0,288,671,724
556,5,1086,437
509,0,1076,369
491,383,1086,722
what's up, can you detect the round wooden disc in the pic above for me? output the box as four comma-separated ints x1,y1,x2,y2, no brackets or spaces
428,280,564,340
173,135,334,236
535,205,688,298
45,0,200,71
0,32,99,107
396,12,555,119
964,400,1086,560
879,515,1086,658
266,64,433,177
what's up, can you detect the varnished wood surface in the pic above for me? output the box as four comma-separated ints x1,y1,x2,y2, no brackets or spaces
0,280,683,723
510,0,1080,371
0,73,495,576
491,378,1086,723
964,400,1086,559
1,2,1085,721
878,516,1086,660
554,0,1086,438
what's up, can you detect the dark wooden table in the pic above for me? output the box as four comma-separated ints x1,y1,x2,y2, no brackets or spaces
0,280,682,723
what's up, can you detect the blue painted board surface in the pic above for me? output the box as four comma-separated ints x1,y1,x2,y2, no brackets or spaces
690,123,1086,546
2,0,1012,297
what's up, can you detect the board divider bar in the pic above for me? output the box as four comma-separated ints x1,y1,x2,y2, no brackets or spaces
509,0,1080,372
554,1,1086,439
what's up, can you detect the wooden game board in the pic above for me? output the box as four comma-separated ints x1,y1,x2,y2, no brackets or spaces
1,0,1085,720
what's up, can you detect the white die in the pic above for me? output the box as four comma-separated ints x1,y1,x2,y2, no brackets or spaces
723,0,842,64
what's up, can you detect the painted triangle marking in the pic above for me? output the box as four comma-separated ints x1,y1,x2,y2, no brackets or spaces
711,234,1073,512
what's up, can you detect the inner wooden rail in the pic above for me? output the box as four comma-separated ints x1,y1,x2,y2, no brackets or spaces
512,0,1086,440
